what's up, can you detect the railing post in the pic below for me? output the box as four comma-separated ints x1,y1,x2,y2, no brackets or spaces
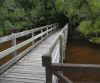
51,26,52,34
42,54,52,83
66,24,68,43
32,32,34,45
46,27,48,36
41,29,43,39
11,39,17,57
63,30,66,58
52,25,54,33
59,34,63,63
11,33,17,64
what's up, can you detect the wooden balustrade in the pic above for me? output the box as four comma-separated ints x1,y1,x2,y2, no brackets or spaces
42,23,68,83
0,23,58,74
42,23,100,83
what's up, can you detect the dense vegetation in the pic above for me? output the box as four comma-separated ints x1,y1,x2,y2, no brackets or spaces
0,0,100,43
0,0,65,36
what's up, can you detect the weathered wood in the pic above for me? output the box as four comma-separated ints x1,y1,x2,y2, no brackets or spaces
32,32,34,45
0,27,55,59
11,38,17,58
0,77,45,82
66,24,68,43
46,35,59,54
53,71,73,83
41,29,43,39
43,55,52,82
0,23,69,83
51,26,52,34
0,23,57,43
59,35,63,63
52,48,59,63
42,55,46,66
0,36,47,74
52,63,100,72
46,27,48,36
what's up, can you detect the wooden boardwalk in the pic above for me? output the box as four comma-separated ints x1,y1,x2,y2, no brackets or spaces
0,29,62,83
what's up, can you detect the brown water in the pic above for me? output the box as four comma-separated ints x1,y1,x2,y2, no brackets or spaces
64,41,100,82
1,39,100,82
0,39,38,66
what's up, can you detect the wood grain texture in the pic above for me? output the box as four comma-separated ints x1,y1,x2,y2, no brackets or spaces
0,26,66,83
0,27,56,59
0,23,57,43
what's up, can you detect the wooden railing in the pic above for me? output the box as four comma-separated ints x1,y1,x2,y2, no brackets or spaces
42,23,68,83
0,23,58,74
42,23,100,83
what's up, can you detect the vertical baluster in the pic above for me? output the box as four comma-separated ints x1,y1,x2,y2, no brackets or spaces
47,27,48,36
59,34,63,74
32,32,34,45
63,30,66,58
11,39,17,57
66,24,68,43
51,26,52,34
59,34,63,63
41,29,43,39
11,33,17,64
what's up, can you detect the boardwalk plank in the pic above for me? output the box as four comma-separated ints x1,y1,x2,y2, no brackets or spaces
0,29,63,83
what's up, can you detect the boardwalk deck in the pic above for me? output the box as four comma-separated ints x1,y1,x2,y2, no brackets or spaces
0,29,62,83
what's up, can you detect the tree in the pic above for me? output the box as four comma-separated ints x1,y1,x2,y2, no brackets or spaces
76,0,100,43
0,0,46,36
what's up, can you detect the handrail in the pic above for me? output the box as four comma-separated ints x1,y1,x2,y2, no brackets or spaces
42,23,68,83
42,23,100,83
0,23,57,43
46,24,68,55
0,23,58,74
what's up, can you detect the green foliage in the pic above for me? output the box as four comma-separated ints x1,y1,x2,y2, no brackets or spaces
55,0,100,44
13,7,25,18
0,0,60,36
89,37,100,43
3,0,16,10
94,16,100,33
77,20,92,35
4,20,13,33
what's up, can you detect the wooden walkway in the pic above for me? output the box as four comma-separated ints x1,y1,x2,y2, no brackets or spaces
0,29,62,83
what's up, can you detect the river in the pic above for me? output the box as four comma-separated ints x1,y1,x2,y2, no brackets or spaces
0,39,100,82
64,40,100,82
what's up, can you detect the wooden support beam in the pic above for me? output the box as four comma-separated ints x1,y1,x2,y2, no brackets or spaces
0,35,48,74
59,35,63,63
41,29,43,39
51,26,52,34
42,55,52,82
0,23,57,43
53,71,73,83
52,63,100,72
0,27,55,59
46,27,48,36
11,38,17,58
32,32,34,45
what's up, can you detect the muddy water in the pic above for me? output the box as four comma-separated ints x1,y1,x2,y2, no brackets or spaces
0,39,38,66
1,39,100,82
64,41,100,82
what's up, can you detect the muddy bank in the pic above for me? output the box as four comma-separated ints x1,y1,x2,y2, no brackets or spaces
64,41,100,82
